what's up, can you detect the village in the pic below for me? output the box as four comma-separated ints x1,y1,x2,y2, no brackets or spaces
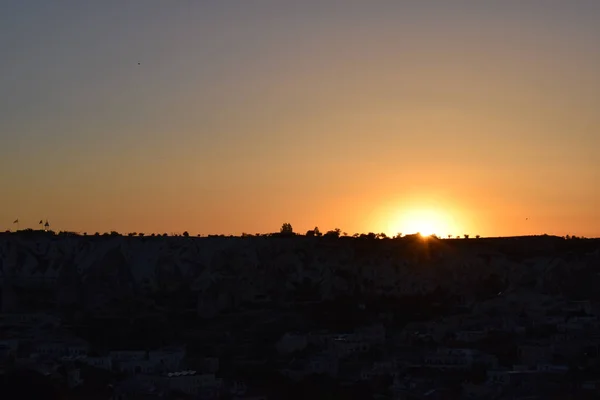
1,232,600,399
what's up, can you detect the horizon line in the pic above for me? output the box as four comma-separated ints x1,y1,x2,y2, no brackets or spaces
1,229,597,240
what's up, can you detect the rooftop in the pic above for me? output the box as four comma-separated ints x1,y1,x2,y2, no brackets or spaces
167,370,198,377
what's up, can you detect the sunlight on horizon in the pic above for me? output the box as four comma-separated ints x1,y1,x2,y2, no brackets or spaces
385,208,457,238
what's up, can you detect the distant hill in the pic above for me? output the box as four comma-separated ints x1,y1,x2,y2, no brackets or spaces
1,233,599,315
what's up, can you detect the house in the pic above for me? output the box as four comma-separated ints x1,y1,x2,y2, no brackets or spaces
563,300,592,315
109,350,147,362
66,340,89,357
570,315,599,327
0,313,61,328
280,351,339,381
119,359,157,375
232,397,267,400
486,370,541,388
82,356,112,371
581,380,600,395
307,352,338,377
0,339,19,355
165,371,222,397
455,330,487,343
390,376,435,399
36,337,88,359
279,360,306,382
27,357,62,378
398,322,435,343
35,341,67,358
148,346,186,371
543,315,565,326
360,360,398,381
329,335,370,358
557,321,585,333
112,375,163,400
511,364,532,372
536,364,568,374
422,348,497,370
66,367,83,388
307,330,344,347
229,380,247,396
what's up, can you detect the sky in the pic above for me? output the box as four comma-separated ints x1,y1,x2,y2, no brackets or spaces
1,1,599,237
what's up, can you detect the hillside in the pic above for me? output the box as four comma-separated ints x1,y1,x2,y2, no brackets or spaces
1,233,599,316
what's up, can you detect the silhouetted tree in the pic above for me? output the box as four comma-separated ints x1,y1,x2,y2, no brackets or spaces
182,231,189,237
358,232,377,240
464,234,469,239
476,234,480,239
448,234,453,238
324,228,341,238
138,232,144,237
280,223,294,235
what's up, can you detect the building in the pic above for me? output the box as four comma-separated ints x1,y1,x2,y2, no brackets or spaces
148,346,186,371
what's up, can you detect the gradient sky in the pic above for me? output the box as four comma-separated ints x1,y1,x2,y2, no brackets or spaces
1,1,599,237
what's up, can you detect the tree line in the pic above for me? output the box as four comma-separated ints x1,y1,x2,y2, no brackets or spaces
3,225,590,241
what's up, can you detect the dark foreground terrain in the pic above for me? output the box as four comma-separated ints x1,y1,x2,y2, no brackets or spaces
1,232,599,399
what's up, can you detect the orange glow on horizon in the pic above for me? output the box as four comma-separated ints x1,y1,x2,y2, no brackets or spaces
384,207,457,238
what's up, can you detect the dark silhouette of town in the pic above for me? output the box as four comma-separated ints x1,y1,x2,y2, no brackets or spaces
1,224,600,399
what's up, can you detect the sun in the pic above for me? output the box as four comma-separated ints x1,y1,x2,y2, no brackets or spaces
387,208,454,237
